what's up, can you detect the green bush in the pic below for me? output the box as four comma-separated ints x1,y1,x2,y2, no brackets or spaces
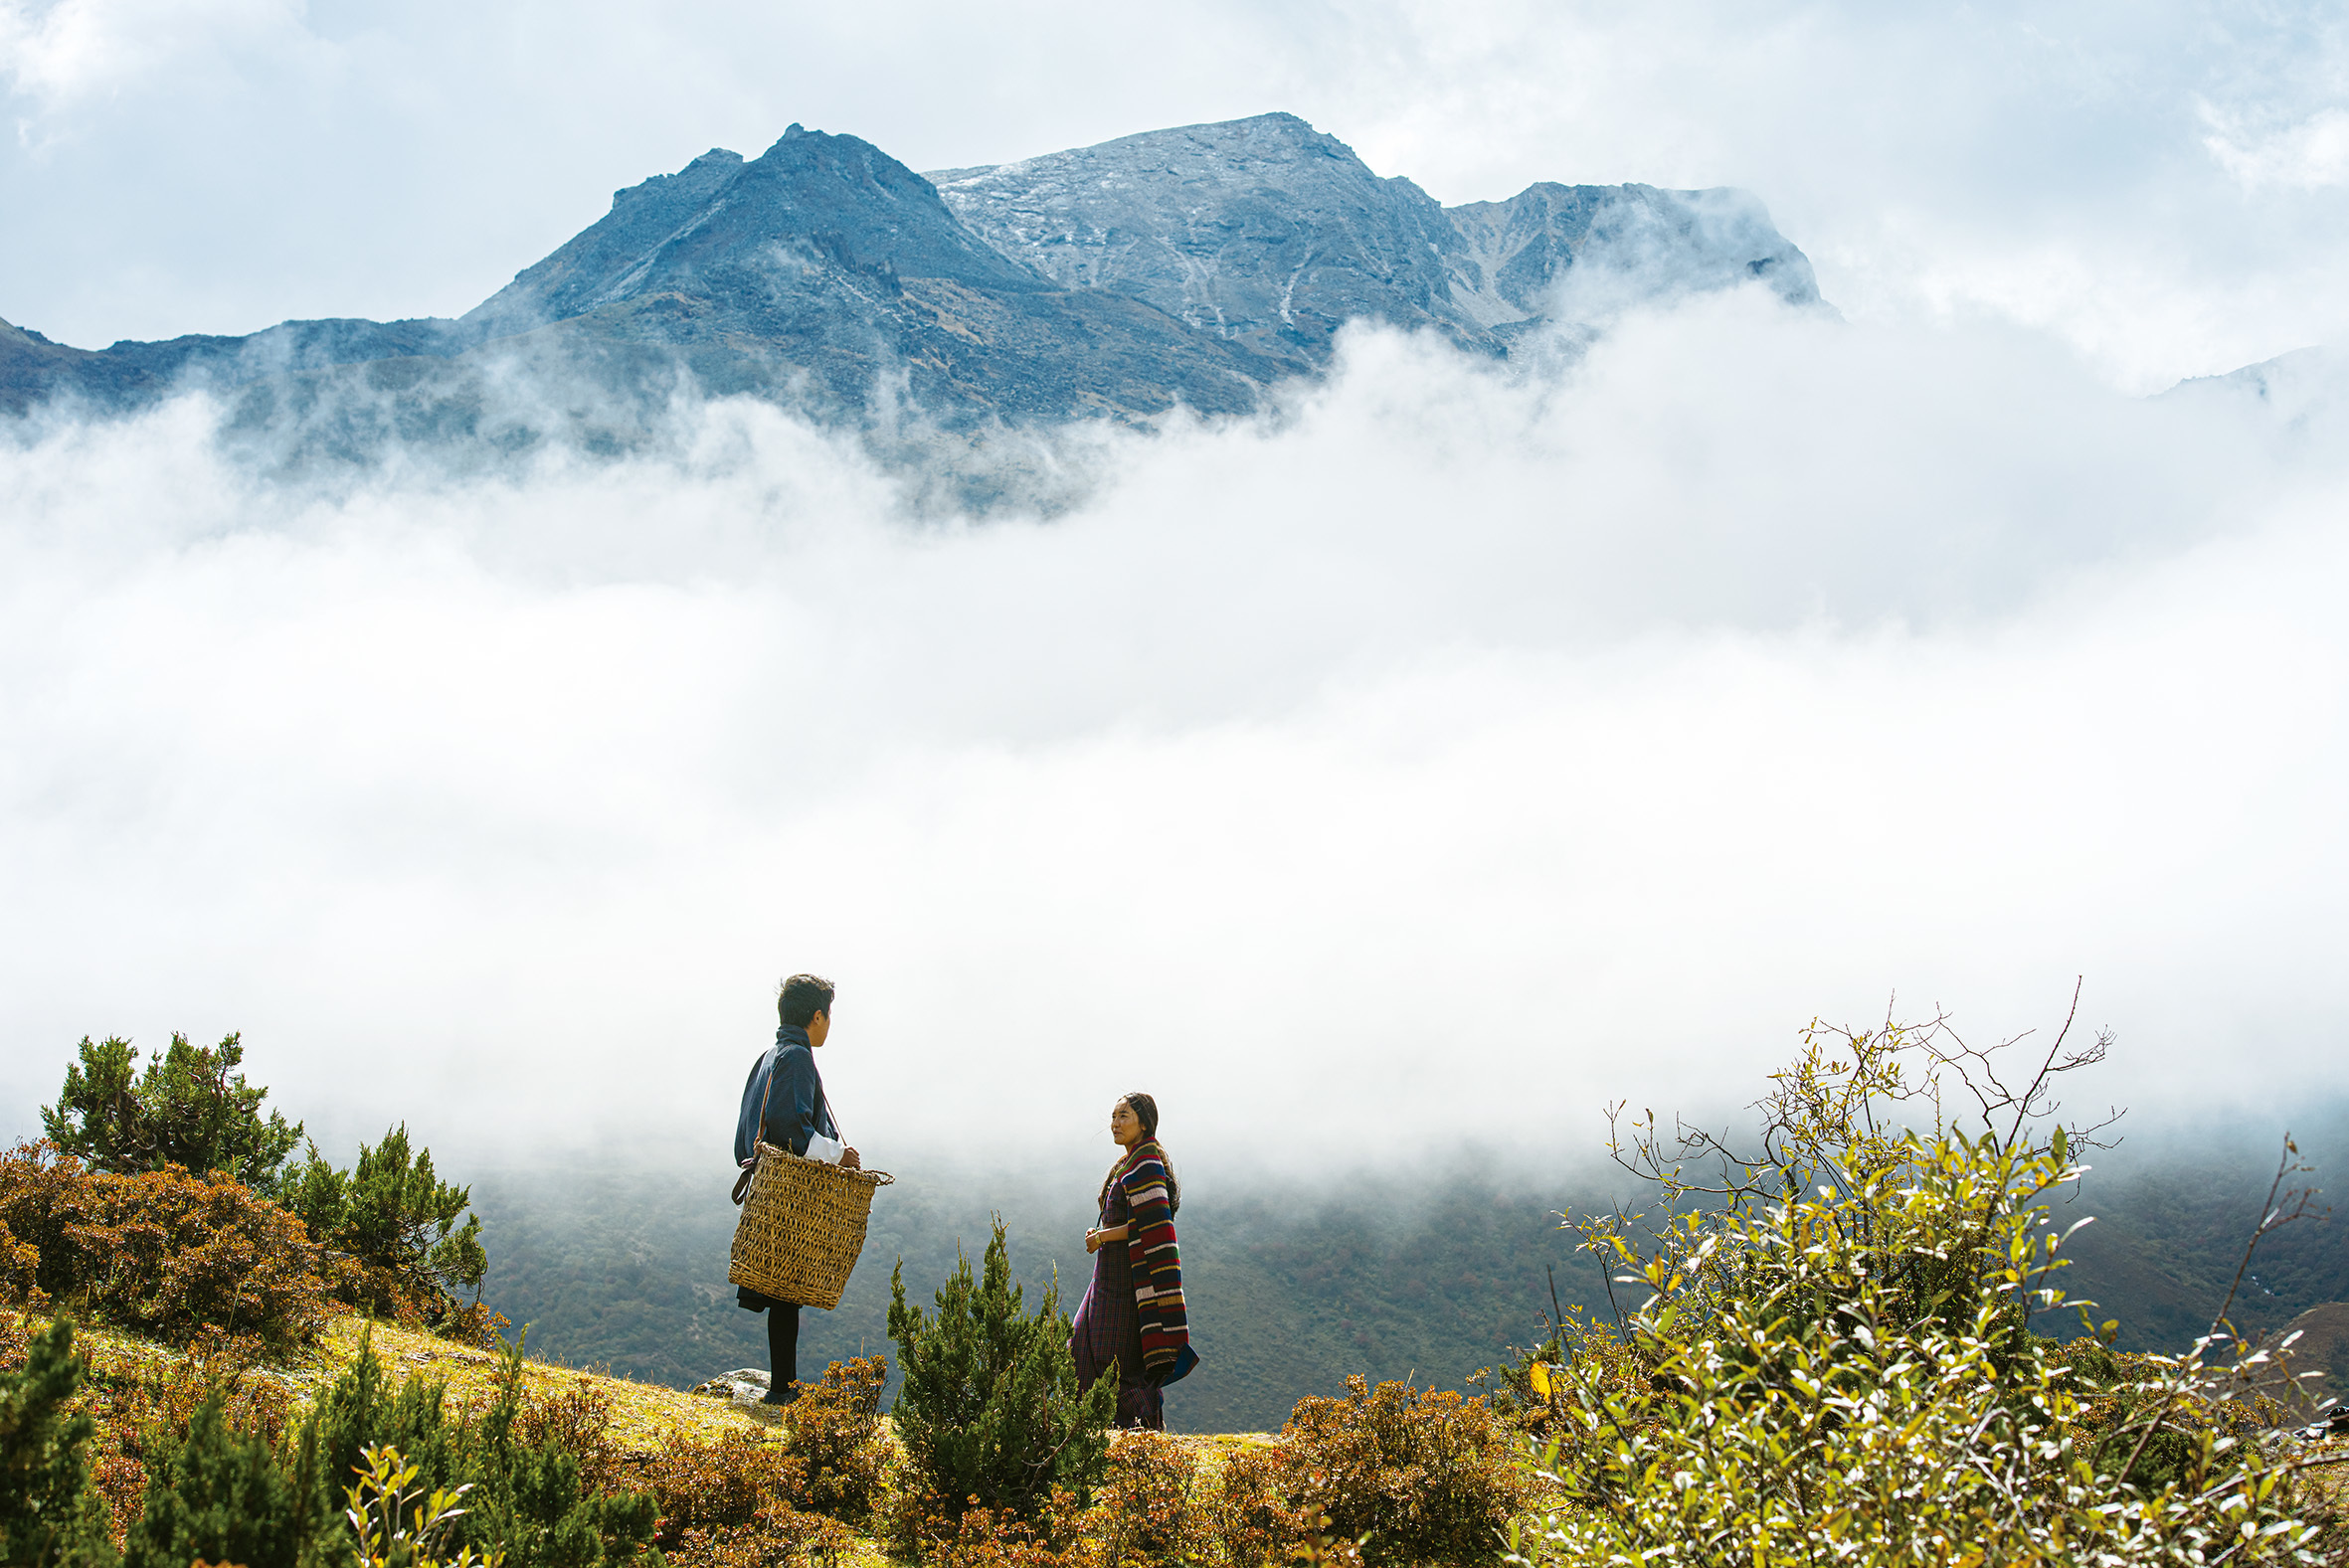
1509,1017,2322,1567
42,1033,303,1194
303,1329,658,1567
284,1123,487,1323
121,1393,330,1568
81,1328,656,1568
341,1443,502,1568
0,1317,119,1568
885,1217,1115,1537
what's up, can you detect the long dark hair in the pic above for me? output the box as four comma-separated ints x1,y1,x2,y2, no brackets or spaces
1100,1091,1180,1215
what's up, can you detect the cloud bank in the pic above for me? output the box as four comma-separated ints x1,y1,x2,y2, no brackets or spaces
3,286,2345,1178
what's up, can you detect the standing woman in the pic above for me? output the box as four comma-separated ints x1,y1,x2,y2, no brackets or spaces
1071,1092,1198,1430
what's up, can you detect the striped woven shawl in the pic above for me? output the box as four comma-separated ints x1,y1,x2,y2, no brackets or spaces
1112,1139,1188,1377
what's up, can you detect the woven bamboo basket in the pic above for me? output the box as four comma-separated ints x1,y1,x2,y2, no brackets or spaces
728,1142,895,1310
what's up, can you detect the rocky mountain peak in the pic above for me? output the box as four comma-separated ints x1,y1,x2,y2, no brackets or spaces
465,125,1040,338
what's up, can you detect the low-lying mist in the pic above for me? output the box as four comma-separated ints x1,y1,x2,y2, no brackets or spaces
3,285,2344,1187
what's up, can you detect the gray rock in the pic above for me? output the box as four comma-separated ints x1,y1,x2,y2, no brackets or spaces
691,1368,773,1403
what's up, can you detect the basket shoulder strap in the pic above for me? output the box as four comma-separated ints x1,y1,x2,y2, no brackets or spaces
756,1044,780,1145
758,1044,841,1147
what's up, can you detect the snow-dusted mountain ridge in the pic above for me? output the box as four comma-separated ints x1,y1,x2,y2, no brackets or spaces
929,113,1819,361
0,113,1821,474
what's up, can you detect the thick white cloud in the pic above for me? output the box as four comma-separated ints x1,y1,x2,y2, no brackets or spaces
3,290,2344,1175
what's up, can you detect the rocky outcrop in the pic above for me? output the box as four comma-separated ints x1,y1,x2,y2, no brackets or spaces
690,1368,775,1405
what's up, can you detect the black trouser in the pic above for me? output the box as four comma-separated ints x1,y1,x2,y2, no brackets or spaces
767,1301,801,1396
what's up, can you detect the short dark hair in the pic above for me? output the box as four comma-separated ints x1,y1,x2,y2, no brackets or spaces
777,973,835,1028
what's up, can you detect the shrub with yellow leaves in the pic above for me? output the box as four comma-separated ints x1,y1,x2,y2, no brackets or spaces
1510,1005,2330,1568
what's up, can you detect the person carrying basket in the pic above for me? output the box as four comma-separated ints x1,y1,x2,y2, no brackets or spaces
733,972,861,1406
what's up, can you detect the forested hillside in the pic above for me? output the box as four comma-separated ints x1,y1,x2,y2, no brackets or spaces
2059,1111,2349,1369
473,1106,2349,1434
470,1159,1603,1434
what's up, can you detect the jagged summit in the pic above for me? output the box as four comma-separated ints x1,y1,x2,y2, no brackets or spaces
1,111,1827,454
466,127,1045,341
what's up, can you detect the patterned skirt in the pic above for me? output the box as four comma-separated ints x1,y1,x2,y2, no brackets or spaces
1069,1194,1163,1430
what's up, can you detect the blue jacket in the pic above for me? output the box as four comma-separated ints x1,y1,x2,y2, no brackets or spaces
735,1024,838,1164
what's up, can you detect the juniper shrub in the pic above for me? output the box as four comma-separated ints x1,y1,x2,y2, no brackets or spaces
297,1330,659,1566
120,1390,329,1568
0,1317,119,1568
76,1325,296,1538
41,1033,304,1195
282,1125,488,1326
886,1218,1115,1530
